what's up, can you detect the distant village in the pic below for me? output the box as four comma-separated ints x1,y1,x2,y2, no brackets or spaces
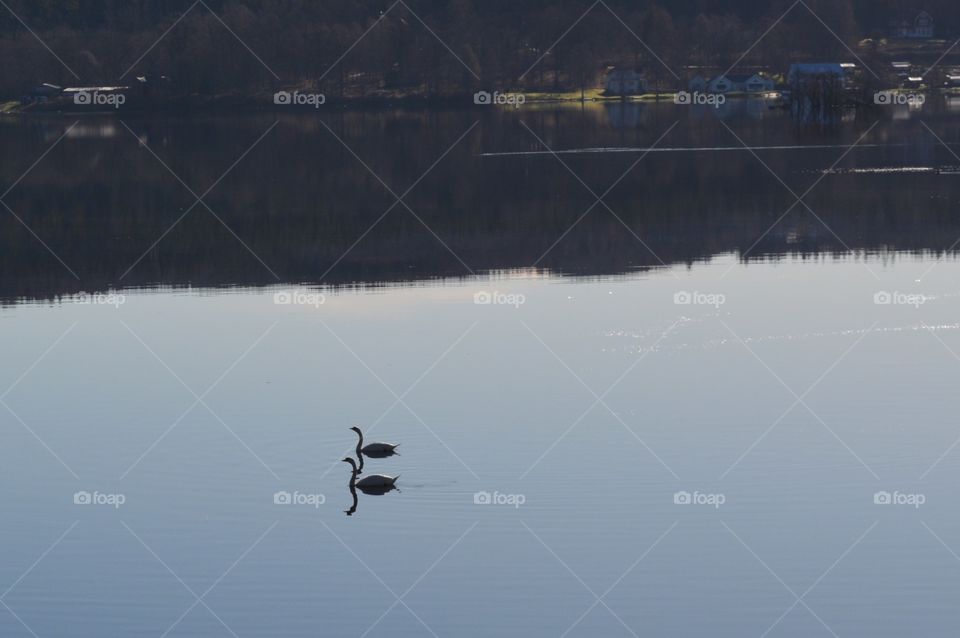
599,10,954,107
12,9,960,113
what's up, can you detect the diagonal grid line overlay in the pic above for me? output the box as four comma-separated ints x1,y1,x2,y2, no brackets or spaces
0,601,38,638
317,119,479,278
398,0,480,81
119,321,280,480
119,120,280,281
0,321,81,479
119,320,280,480
519,1,600,81
119,0,277,81
1,321,78,402
318,0,402,83
317,318,481,480
0,400,80,480
321,520,478,638
1,122,79,201
317,320,480,481
916,121,960,281
922,521,960,566
721,0,802,79
0,520,79,637
521,120,680,275
719,119,881,281
1,521,79,600
722,0,877,80
718,319,879,480
519,319,682,480
119,0,201,79
318,0,478,85
120,520,279,638
798,1,878,78
596,0,679,80
519,0,678,81
719,121,878,278
0,0,79,78
917,321,960,479
1,122,82,279
197,0,280,79
552,520,679,638
523,520,678,638
724,520,878,638
922,37,960,79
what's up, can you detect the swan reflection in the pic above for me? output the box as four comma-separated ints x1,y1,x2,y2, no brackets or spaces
342,456,399,515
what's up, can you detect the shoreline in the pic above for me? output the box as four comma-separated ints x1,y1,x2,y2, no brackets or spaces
4,86,955,116
0,90,749,115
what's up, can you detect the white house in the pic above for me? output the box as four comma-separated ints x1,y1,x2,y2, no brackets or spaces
743,74,775,92
707,75,734,93
605,69,647,96
890,11,934,39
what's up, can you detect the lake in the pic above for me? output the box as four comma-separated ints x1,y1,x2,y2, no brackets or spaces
2,99,960,636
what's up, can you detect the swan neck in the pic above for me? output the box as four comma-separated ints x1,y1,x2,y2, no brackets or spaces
354,431,364,470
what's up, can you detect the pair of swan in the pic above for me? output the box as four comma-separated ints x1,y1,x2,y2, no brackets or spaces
343,426,399,489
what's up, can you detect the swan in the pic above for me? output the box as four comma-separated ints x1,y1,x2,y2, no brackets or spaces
342,457,399,489
349,426,400,473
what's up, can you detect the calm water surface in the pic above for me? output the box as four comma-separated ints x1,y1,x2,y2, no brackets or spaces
2,102,960,636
